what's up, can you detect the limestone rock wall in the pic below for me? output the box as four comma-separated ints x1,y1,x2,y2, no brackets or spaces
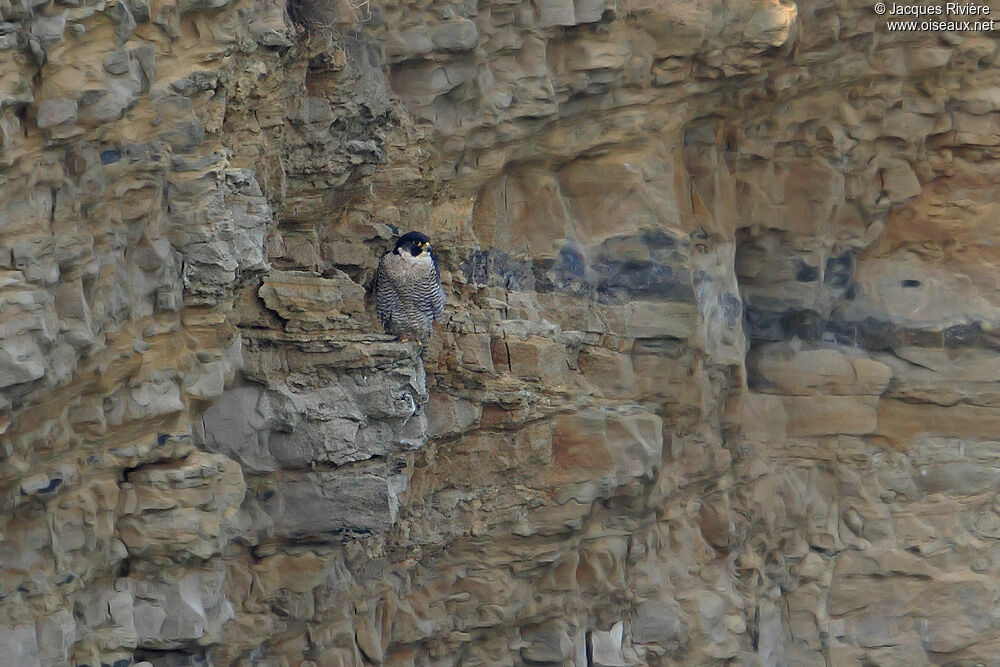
2,0,1000,663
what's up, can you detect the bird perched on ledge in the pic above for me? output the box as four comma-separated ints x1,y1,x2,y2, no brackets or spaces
374,231,446,346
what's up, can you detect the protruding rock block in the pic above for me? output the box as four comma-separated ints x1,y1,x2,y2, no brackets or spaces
632,600,685,645
589,621,627,667
431,19,479,52
258,270,367,331
456,333,494,372
129,566,234,650
504,335,572,384
536,0,576,27
426,392,481,437
626,301,697,339
258,471,403,539
521,621,573,662
197,348,427,471
117,452,247,559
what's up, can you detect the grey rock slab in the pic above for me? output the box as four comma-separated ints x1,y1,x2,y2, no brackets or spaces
103,48,131,74
0,623,40,667
0,335,46,389
36,97,77,128
198,354,427,471
430,19,478,51
35,609,75,666
105,0,136,45
260,471,404,539
0,23,18,50
632,600,685,645
31,12,67,47
131,568,234,649
171,168,270,305
77,79,142,126
386,26,434,59
536,0,575,27
588,621,626,667
195,383,277,472
520,622,573,662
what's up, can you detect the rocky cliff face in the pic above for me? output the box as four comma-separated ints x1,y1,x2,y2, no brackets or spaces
3,0,1000,663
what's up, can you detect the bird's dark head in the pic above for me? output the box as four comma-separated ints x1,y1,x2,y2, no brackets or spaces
394,231,432,257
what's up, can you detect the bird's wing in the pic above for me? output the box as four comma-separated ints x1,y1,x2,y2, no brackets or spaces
374,253,398,328
428,253,446,319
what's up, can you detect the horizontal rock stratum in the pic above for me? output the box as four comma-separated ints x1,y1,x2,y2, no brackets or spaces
1,0,999,663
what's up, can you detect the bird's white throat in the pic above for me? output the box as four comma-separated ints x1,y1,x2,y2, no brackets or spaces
402,251,433,267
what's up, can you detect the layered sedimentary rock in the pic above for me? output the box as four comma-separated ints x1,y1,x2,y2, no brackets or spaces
3,0,1000,663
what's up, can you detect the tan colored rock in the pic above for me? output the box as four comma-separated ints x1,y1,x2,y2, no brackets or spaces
876,347,1000,407
626,301,697,339
456,333,494,372
577,345,636,397
741,158,845,236
560,150,682,245
878,158,922,203
117,452,247,560
783,395,878,437
750,343,891,396
877,400,1000,447
504,335,573,384
546,406,662,503
426,392,481,437
4,0,1000,663
737,392,788,439
258,269,367,331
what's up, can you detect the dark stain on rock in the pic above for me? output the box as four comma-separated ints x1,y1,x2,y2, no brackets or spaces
641,229,678,249
780,309,824,340
557,243,586,279
463,249,535,291
825,316,897,352
944,321,982,348
720,292,742,327
824,251,853,287
744,307,791,342
99,148,122,165
796,262,819,282
594,260,695,303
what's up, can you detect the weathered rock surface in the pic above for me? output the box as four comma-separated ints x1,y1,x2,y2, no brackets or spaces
1,0,999,663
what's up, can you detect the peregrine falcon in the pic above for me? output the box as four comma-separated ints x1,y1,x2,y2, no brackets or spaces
374,231,446,345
